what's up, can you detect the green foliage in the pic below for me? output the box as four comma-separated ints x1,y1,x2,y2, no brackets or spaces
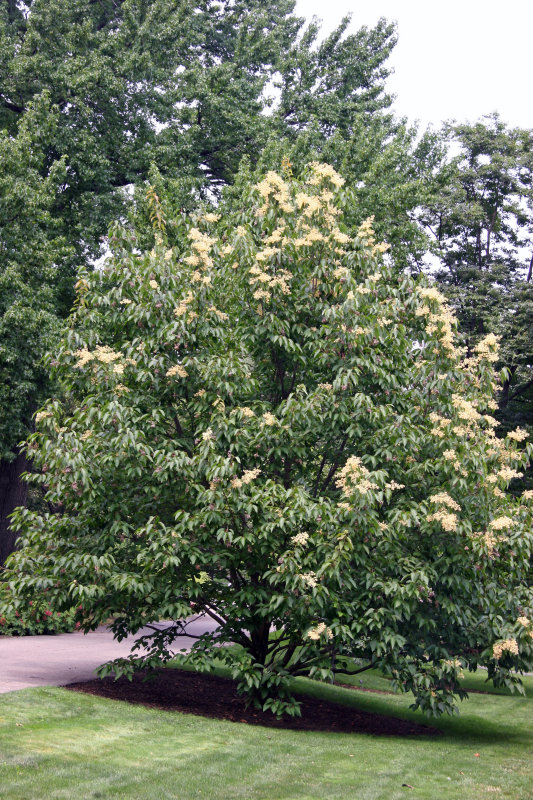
0,0,403,463
5,164,533,716
5,0,392,251
0,93,71,459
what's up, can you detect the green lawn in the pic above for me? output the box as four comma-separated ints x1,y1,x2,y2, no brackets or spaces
0,670,531,800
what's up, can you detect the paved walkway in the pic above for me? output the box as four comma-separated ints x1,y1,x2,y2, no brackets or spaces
0,618,218,694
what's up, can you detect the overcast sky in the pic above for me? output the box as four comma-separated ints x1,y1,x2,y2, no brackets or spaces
294,0,532,131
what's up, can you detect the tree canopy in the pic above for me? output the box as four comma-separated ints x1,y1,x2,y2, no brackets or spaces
5,164,532,716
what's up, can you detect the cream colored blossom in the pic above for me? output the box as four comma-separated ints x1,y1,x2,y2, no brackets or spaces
333,266,349,279
74,348,95,368
293,228,326,247
174,292,194,317
254,171,293,212
452,425,469,437
149,279,159,290
231,468,261,489
80,430,93,441
203,213,220,223
295,193,322,216
452,394,481,423
507,428,529,442
307,162,345,188
265,226,286,244
35,410,52,424
300,572,318,588
417,286,447,304
236,226,247,237
291,532,309,546
256,247,279,261
253,288,271,302
194,389,206,397
336,456,378,496
307,622,333,640
372,242,391,255
337,502,352,511
475,333,500,362
522,490,533,500
262,412,277,426
488,516,514,531
208,305,229,321
120,298,132,305
517,616,530,627
166,365,188,378
202,429,214,441
426,510,457,532
497,467,524,481
492,638,518,660
75,345,122,368
387,481,405,491
429,492,461,511
331,227,350,244
184,254,201,266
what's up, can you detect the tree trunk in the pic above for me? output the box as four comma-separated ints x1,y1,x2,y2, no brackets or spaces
0,451,28,566
499,365,517,410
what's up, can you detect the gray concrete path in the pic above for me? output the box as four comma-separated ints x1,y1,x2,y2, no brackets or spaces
0,618,218,694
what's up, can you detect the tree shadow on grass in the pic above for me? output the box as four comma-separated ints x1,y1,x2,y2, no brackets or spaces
303,678,532,745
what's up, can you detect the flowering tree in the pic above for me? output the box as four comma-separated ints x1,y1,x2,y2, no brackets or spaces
4,164,533,717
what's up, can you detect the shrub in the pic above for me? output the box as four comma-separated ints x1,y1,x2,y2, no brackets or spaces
0,583,76,635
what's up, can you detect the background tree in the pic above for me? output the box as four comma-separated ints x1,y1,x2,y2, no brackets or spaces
4,165,532,716
0,94,71,564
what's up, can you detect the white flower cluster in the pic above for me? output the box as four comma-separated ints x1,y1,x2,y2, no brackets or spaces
291,532,309,547
307,622,333,641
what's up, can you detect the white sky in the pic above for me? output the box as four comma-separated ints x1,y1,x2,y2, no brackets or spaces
294,0,533,130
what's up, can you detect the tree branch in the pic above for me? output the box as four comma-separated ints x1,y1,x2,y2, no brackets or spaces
321,435,348,493
506,377,533,404
333,661,376,676
0,98,24,114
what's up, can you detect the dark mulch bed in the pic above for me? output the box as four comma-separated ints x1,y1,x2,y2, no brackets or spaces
65,668,440,737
